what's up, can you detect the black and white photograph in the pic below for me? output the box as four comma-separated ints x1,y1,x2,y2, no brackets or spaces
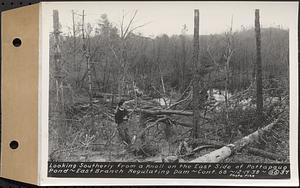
42,1,297,182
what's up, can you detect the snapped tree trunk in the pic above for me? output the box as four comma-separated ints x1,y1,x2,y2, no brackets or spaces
53,10,66,146
181,36,186,92
192,9,200,138
255,9,263,125
71,10,79,88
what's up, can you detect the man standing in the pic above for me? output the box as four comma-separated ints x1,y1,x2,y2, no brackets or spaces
114,99,131,145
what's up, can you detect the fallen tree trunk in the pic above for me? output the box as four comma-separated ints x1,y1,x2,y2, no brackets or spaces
138,109,211,121
138,109,193,116
191,118,279,162
189,137,285,161
172,120,193,128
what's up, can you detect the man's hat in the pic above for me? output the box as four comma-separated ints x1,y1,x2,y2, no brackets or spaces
118,99,126,107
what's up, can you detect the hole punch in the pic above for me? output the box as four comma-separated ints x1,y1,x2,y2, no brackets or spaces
9,140,19,149
12,38,22,47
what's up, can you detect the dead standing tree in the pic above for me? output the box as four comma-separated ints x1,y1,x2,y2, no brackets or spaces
71,10,82,89
53,10,64,112
118,10,136,100
192,10,200,138
81,11,97,136
81,10,93,103
223,16,235,127
255,9,264,126
72,10,77,80
109,10,149,100
52,10,69,146
192,9,202,138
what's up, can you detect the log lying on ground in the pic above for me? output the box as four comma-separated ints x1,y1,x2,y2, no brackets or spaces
138,109,193,116
138,109,211,121
172,120,193,128
190,118,280,162
189,141,285,161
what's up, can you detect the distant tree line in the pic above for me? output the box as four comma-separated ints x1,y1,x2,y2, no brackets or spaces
49,13,289,98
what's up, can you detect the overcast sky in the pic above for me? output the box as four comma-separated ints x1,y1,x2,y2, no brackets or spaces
42,1,298,37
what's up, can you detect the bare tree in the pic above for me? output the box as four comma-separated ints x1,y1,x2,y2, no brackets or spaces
79,10,93,103
112,10,151,100
223,15,235,125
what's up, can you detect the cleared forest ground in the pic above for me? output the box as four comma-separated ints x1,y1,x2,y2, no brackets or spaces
49,83,289,163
